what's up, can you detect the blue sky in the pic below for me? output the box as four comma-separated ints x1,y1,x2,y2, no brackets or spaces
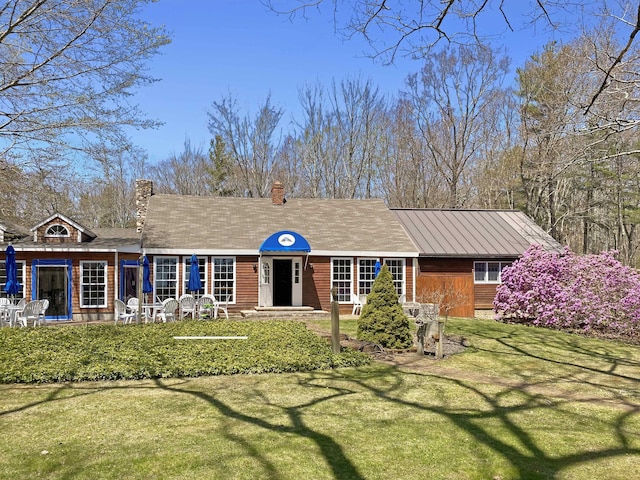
130,1,559,164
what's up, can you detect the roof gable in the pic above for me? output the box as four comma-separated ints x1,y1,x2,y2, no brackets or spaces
31,212,96,239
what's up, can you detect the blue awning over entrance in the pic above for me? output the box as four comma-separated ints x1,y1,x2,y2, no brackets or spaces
259,230,311,253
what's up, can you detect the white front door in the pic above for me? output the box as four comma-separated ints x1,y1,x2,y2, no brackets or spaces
259,257,273,307
291,258,302,306
258,257,303,307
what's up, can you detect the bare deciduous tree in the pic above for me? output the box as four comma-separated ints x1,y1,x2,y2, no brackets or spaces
418,279,470,324
267,0,640,105
0,0,170,169
378,99,444,208
149,139,211,196
285,77,387,199
208,93,284,198
403,44,510,208
77,145,147,228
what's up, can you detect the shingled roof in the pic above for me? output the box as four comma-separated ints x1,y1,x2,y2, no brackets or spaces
391,209,563,257
9,227,140,252
142,194,418,256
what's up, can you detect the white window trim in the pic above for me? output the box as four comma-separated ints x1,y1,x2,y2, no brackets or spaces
45,224,70,238
154,256,179,300
0,260,26,299
181,255,208,297
331,257,353,304
211,256,236,304
79,261,108,308
383,258,406,297
357,257,379,296
473,261,511,284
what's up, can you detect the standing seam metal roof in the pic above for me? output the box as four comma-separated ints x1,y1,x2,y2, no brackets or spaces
391,209,563,257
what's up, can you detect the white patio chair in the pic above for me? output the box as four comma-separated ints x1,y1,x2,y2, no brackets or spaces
351,293,363,315
197,295,217,320
0,298,10,327
114,299,136,325
35,299,49,326
179,294,197,320
127,297,139,313
216,294,231,320
156,298,179,323
15,300,41,327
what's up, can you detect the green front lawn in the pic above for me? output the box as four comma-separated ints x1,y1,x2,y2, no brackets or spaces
0,318,638,479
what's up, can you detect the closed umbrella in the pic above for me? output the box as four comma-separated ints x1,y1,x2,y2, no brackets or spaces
142,255,153,296
188,254,202,292
4,245,21,299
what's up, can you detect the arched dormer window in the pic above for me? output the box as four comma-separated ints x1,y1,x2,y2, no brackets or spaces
45,224,70,237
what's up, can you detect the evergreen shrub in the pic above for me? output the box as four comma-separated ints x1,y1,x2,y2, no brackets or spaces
356,264,413,349
0,321,370,384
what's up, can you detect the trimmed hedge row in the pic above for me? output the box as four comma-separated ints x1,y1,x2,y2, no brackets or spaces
0,320,370,384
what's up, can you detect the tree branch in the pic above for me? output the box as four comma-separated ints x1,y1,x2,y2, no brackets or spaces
584,3,640,115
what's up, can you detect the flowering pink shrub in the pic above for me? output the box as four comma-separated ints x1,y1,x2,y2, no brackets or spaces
494,245,640,338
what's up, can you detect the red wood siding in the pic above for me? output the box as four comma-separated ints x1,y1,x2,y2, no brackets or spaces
416,258,475,318
303,256,330,310
415,258,512,317
474,284,499,309
15,251,131,321
235,257,259,309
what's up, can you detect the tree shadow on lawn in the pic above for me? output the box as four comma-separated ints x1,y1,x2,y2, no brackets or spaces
151,349,639,480
345,366,639,479
153,377,366,480
451,322,640,405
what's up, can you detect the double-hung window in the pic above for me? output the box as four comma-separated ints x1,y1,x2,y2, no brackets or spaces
474,261,512,283
80,261,107,308
154,257,178,300
182,256,207,297
383,258,405,297
331,258,352,303
212,257,235,303
0,260,26,299
357,258,378,296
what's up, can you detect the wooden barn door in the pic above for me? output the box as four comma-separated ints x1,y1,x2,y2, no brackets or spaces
416,273,475,318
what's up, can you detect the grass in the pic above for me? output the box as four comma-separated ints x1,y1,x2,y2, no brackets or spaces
0,317,638,479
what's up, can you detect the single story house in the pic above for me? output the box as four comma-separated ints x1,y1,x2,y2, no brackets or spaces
1,180,562,322
138,181,418,315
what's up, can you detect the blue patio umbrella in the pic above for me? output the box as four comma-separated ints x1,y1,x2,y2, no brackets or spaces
142,255,153,294
4,245,21,297
374,260,382,278
188,254,202,292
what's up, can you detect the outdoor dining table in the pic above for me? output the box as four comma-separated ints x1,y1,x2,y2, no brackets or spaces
0,304,24,327
142,302,164,323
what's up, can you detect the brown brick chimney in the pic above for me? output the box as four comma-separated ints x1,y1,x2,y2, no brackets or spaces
271,181,285,205
136,179,154,233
